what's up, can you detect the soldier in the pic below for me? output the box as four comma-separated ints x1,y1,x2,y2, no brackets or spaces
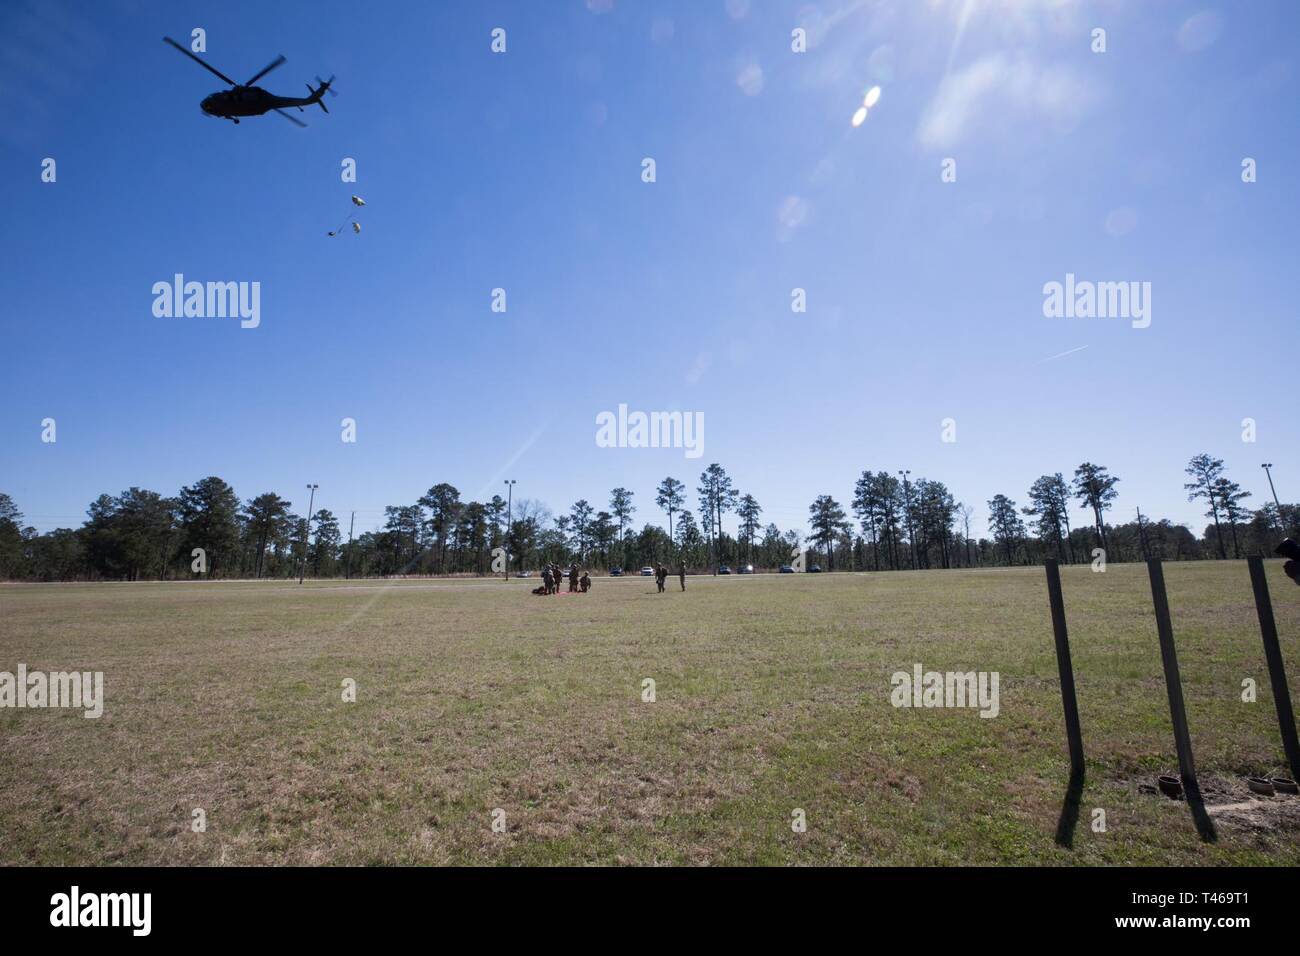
580,570,591,593
655,564,667,593
569,565,579,593
542,566,554,595
678,561,686,591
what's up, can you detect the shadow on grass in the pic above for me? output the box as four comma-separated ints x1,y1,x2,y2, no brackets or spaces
1054,767,1084,848
1183,776,1218,843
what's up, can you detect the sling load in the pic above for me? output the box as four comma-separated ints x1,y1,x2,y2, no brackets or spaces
328,195,366,236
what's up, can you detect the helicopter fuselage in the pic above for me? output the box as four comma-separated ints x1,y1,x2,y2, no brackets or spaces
163,36,331,126
200,86,317,120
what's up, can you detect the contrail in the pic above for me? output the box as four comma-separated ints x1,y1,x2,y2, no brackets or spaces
1036,345,1089,364
338,421,550,630
474,421,548,500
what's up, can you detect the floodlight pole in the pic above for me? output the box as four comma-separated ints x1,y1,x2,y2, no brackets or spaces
899,470,916,570
1262,464,1282,530
345,510,355,580
299,483,318,585
504,479,516,580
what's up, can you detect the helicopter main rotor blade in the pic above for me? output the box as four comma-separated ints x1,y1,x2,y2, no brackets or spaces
273,108,307,128
163,36,238,87
245,54,287,87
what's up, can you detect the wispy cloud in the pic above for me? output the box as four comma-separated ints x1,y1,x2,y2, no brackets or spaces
918,52,1095,150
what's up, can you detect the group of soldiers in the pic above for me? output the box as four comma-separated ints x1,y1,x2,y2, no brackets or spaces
654,562,687,593
529,561,687,596
534,563,590,595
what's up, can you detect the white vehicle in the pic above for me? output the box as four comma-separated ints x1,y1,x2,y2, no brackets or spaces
640,567,655,576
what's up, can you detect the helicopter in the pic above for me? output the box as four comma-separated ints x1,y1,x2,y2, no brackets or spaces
163,36,335,126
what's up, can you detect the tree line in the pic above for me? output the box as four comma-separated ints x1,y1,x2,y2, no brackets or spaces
0,454,1294,582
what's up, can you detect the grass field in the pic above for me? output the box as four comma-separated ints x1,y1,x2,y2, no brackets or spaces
3,561,1299,866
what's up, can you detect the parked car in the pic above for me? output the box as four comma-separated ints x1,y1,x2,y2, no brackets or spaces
808,565,823,573
718,565,732,575
609,568,624,577
738,564,754,574
779,565,795,573
640,567,655,576
517,571,532,578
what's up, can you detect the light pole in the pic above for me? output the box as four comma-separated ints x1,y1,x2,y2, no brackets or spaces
899,470,916,570
1262,464,1282,531
1262,463,1282,510
503,479,516,580
345,510,355,580
299,483,318,584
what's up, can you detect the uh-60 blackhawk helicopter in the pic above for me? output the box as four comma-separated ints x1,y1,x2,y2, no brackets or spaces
163,36,336,127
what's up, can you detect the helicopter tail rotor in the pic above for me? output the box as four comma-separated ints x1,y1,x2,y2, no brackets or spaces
310,75,336,112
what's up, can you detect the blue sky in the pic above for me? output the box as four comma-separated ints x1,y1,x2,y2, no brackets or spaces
2,0,1297,540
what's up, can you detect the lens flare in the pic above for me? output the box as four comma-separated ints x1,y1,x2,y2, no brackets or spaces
851,106,868,127
863,85,881,108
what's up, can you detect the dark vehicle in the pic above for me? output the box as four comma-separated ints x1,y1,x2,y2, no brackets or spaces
164,36,335,126
609,568,624,577
779,565,794,573
738,564,754,574
808,565,823,573
718,566,732,575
